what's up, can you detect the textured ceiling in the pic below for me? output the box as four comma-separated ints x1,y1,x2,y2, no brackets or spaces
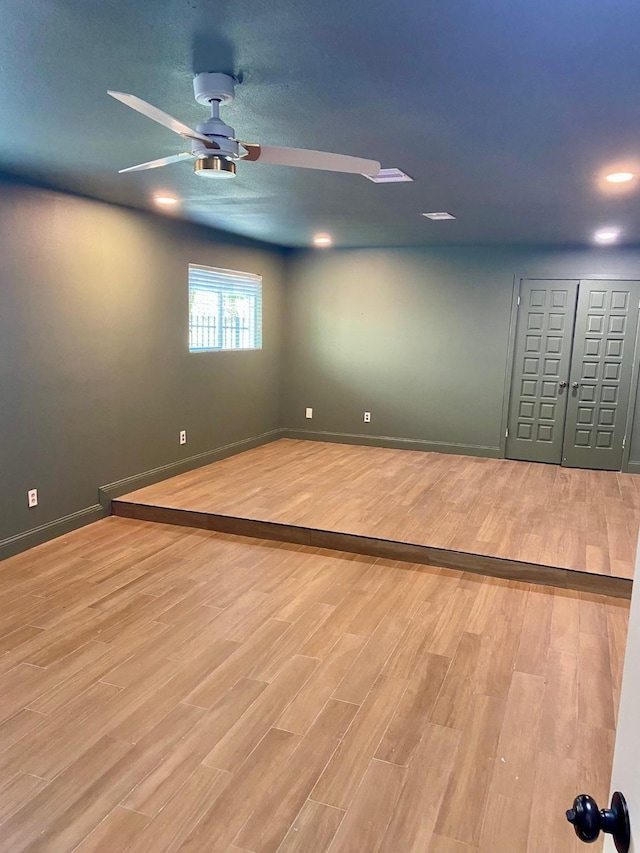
2,0,640,248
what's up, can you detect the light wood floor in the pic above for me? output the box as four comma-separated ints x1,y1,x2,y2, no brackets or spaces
0,516,628,852
121,439,640,579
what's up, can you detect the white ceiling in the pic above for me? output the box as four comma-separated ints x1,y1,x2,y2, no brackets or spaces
1,0,640,248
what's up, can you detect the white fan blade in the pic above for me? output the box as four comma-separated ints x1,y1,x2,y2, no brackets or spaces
118,152,195,173
241,143,380,176
108,91,217,147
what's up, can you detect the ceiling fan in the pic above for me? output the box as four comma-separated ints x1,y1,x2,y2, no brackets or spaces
108,73,381,180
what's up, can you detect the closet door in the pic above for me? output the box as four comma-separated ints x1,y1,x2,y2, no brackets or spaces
562,281,640,470
506,280,578,464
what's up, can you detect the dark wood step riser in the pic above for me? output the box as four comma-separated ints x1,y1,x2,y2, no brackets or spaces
112,501,631,600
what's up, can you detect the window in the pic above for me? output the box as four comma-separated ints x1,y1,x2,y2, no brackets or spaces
188,264,262,352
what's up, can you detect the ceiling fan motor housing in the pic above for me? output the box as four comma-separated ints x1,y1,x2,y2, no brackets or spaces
193,119,239,159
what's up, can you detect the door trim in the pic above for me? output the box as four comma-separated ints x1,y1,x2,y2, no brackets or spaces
502,275,640,472
622,297,640,471
498,275,520,459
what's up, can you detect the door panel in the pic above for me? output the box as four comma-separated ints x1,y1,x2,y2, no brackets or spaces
562,281,640,470
604,534,640,852
506,280,578,464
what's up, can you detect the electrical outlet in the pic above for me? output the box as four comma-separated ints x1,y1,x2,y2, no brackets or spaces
364,412,371,423
179,430,187,445
305,407,313,419
28,489,38,508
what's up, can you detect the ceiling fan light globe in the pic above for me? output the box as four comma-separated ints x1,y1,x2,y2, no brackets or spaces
194,157,237,178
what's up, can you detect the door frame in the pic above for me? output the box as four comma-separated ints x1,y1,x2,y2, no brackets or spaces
500,275,640,472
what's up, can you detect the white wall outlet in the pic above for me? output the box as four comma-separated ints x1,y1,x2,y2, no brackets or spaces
364,412,371,423
179,430,187,445
305,407,313,419
27,489,38,508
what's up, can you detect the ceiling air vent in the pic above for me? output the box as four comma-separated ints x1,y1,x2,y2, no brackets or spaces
422,212,456,220
364,168,413,183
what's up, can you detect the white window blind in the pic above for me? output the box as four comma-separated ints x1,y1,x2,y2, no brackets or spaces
188,264,262,352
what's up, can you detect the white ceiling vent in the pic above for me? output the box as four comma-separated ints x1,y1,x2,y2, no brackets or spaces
364,168,413,183
422,211,456,220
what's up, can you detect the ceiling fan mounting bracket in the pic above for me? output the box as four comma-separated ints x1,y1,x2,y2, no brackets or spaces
193,72,236,106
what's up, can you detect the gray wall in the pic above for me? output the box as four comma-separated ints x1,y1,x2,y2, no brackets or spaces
284,246,640,464
0,181,286,547
5,182,640,556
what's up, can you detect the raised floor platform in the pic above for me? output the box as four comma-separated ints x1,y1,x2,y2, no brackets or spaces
113,439,640,599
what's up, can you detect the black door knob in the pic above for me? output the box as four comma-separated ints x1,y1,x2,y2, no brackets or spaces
566,792,630,852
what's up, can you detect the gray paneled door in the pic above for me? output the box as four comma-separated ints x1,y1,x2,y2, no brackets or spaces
562,281,640,470
506,280,579,464
507,279,640,470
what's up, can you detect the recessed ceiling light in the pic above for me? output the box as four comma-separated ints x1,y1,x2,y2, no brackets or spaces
605,172,635,183
363,168,413,184
594,228,621,243
154,196,178,206
313,233,332,247
422,212,456,220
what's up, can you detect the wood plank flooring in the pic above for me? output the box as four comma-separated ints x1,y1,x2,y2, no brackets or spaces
0,516,628,852
118,439,640,579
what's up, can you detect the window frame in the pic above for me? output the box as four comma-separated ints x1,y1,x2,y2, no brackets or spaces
188,263,263,354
